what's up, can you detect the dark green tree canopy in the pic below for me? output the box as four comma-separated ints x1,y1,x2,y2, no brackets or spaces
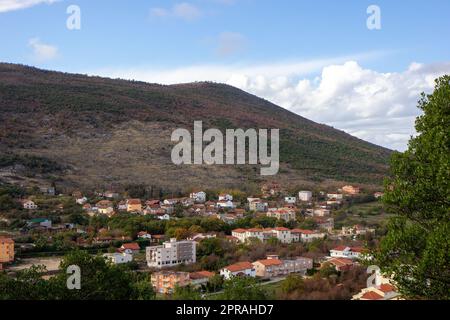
377,75,450,299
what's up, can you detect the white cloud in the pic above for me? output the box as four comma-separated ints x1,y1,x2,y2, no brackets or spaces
0,0,58,13
216,32,247,57
150,2,202,21
87,55,450,151
28,38,58,61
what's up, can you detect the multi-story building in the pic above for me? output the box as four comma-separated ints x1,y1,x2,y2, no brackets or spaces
248,199,268,212
103,252,133,264
126,199,142,212
0,237,14,264
266,208,296,222
220,261,255,280
146,238,196,268
189,191,206,203
330,246,365,259
291,229,326,242
298,191,312,202
253,255,313,279
151,271,191,294
342,185,360,195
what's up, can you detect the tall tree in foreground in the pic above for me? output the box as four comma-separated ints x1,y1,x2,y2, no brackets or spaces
376,75,450,299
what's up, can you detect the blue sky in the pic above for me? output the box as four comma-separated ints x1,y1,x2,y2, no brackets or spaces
1,0,450,150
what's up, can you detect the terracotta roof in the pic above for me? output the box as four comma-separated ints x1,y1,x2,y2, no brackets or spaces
121,242,140,250
254,259,282,266
232,228,247,233
274,227,290,231
332,245,349,251
189,270,215,280
0,237,14,244
291,229,315,234
127,199,141,205
327,258,354,267
361,291,383,300
224,261,254,272
378,283,396,293
247,228,263,232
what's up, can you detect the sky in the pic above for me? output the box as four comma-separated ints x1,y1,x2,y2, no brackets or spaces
1,0,450,151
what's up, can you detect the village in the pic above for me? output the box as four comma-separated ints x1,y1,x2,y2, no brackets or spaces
0,182,400,300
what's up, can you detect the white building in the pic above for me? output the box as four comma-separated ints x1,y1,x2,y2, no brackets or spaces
327,193,343,200
22,200,38,210
103,252,133,264
284,196,296,204
249,199,268,212
298,191,312,202
220,261,256,280
291,229,326,242
189,191,206,203
146,238,196,268
330,246,364,259
218,194,233,201
76,197,88,205
216,200,235,209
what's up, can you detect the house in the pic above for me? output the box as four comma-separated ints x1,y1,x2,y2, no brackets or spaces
352,275,401,300
249,199,268,212
284,196,296,204
22,200,38,210
218,194,233,201
0,237,14,264
189,270,215,287
341,225,376,237
120,242,141,254
216,200,235,209
156,212,171,220
325,257,354,271
145,200,161,208
27,218,52,229
104,191,120,199
76,197,88,205
270,227,292,243
103,252,133,265
72,191,83,198
137,231,152,240
266,208,296,222
330,246,365,259
327,193,343,200
146,238,196,268
96,200,114,215
117,201,127,211
342,185,360,195
298,191,312,202
151,271,190,294
126,199,142,212
190,191,206,203
314,217,334,231
291,229,326,242
220,261,256,280
374,192,384,199
313,208,330,217
39,186,55,196
253,255,313,279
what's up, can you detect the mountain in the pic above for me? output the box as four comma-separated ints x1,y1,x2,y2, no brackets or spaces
0,63,391,193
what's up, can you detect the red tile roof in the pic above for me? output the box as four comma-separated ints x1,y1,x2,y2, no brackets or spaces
254,259,282,266
0,237,14,244
224,261,254,272
361,291,383,300
189,270,215,280
378,283,396,293
121,242,140,250
232,228,246,233
127,199,141,205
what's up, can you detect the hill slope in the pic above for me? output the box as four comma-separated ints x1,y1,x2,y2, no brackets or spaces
0,63,391,193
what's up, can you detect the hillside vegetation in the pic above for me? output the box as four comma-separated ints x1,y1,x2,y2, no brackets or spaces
0,63,391,192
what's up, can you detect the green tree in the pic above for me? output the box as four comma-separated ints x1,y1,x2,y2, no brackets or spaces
279,274,304,295
172,285,201,300
222,276,269,300
376,75,450,299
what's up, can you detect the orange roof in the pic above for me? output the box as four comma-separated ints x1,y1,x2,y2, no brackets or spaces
361,291,383,300
127,199,141,205
232,228,246,233
378,283,396,293
247,228,263,232
274,227,289,231
332,245,349,251
224,261,254,272
254,259,282,266
327,258,354,267
292,229,315,234
189,270,215,280
121,242,140,250
0,237,14,244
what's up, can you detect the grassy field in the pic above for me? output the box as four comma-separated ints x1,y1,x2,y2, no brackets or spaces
333,200,396,228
